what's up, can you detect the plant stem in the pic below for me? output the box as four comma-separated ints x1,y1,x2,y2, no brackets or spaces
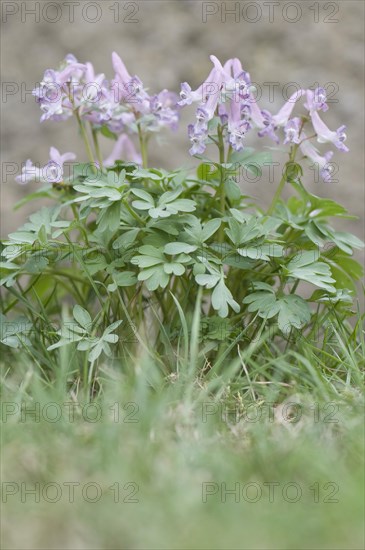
217,125,226,242
137,124,148,169
92,127,104,170
267,117,307,215
75,111,97,173
267,143,299,215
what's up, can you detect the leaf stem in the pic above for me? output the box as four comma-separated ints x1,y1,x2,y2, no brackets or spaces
123,199,145,225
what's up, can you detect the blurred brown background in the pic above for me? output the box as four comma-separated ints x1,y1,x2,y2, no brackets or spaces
1,0,364,265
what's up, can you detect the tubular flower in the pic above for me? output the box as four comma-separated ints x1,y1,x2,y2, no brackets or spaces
188,124,208,155
304,87,328,113
283,117,302,145
16,147,76,184
258,90,306,144
300,135,334,183
310,111,349,152
227,95,251,151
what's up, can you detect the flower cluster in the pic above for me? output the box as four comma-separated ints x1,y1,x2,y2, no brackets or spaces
33,52,179,136
180,55,348,182
17,53,348,185
18,53,181,184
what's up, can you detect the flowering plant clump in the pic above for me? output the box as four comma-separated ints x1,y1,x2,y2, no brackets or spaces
1,53,363,379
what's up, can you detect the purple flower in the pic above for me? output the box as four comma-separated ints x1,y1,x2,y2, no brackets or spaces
178,82,204,106
104,134,141,166
258,110,280,144
33,55,86,122
272,90,306,126
240,102,251,121
188,124,208,155
148,90,180,131
82,62,106,102
111,52,148,106
227,97,251,151
43,147,76,183
310,111,349,152
283,117,302,145
111,51,132,85
223,58,252,102
77,63,111,125
218,103,228,125
39,96,69,123
16,147,76,184
257,90,305,143
228,121,250,151
248,96,266,129
304,87,328,113
15,160,44,185
197,69,225,128
106,110,136,134
180,55,225,111
300,136,334,183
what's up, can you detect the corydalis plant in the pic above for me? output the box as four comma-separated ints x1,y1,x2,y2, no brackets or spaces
1,53,363,376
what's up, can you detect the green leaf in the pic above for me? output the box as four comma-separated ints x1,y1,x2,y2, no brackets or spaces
7,232,37,244
164,242,197,255
195,274,221,289
132,168,163,181
97,202,121,233
325,254,363,292
243,291,311,333
211,279,240,318
137,265,170,290
197,162,219,182
226,217,265,247
109,271,137,288
159,187,183,205
286,252,335,293
225,178,241,201
163,262,185,276
113,229,140,251
100,125,118,140
229,149,273,176
73,305,92,330
277,295,311,333
243,291,279,318
287,250,320,269
201,219,222,242
131,188,155,204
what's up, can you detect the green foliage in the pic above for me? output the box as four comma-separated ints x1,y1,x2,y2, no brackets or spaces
1,143,364,383
47,305,122,363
